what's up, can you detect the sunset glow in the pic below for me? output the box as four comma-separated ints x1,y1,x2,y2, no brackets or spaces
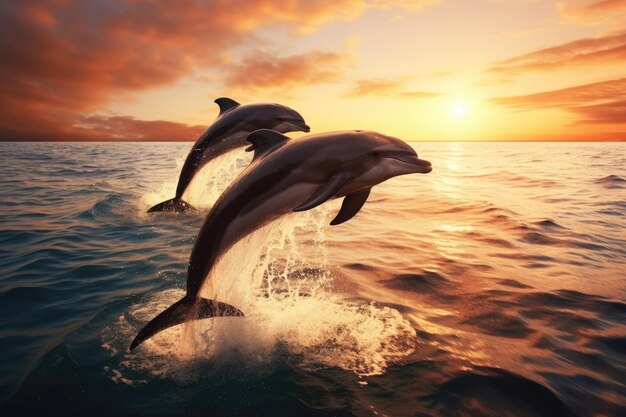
1,1,625,141
2,3,626,413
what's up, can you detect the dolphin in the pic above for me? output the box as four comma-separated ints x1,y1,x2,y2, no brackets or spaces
147,97,310,213
130,129,432,350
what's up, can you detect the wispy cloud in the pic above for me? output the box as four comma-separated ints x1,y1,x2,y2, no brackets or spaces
344,78,440,99
223,50,349,92
488,32,626,74
570,99,626,124
75,116,205,142
367,0,439,11
492,77,626,125
557,0,626,26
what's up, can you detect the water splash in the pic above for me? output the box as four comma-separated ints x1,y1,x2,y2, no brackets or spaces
191,208,417,376
104,207,416,383
141,149,252,211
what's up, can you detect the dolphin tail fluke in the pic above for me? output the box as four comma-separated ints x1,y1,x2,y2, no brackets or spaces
129,296,244,351
147,197,195,213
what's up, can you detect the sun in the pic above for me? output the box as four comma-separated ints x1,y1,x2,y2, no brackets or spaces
451,101,467,119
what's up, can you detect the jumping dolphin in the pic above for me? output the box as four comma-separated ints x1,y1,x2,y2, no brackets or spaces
130,130,432,350
147,97,310,213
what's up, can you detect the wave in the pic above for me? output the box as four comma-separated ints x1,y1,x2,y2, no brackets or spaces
382,271,451,292
461,312,534,339
81,193,127,219
424,367,578,417
594,175,625,188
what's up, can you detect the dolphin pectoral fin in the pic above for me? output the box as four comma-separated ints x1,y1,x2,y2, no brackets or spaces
214,97,240,115
330,188,371,226
293,173,351,212
147,198,195,213
130,296,244,351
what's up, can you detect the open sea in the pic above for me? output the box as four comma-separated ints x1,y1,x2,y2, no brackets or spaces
0,141,624,417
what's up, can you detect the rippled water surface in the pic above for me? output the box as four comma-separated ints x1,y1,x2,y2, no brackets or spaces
0,141,624,417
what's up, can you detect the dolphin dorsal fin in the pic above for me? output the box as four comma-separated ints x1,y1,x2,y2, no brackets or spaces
246,129,289,161
214,97,240,115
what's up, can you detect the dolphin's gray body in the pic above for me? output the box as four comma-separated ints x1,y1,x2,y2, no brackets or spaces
131,129,432,350
147,97,310,213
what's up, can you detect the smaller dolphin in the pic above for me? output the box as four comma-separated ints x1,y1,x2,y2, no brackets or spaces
148,97,310,213
131,129,432,350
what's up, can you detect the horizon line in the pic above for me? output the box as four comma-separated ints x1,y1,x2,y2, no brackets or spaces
1,139,624,143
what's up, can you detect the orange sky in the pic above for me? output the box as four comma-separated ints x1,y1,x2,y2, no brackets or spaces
1,0,625,141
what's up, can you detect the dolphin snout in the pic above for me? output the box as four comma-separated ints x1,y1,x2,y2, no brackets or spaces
411,157,432,173
390,154,432,173
300,123,311,133
414,157,432,173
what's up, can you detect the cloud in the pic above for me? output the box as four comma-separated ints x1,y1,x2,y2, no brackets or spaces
75,116,205,141
557,0,626,26
0,112,204,142
344,78,440,99
223,50,350,92
0,0,241,140
492,78,626,108
0,0,436,141
367,0,439,11
492,77,626,125
570,99,626,124
488,31,626,74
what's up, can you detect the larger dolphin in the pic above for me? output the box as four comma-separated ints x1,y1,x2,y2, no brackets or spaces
131,129,432,350
147,97,310,213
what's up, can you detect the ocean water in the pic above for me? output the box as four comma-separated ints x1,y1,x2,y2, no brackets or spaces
0,141,624,417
